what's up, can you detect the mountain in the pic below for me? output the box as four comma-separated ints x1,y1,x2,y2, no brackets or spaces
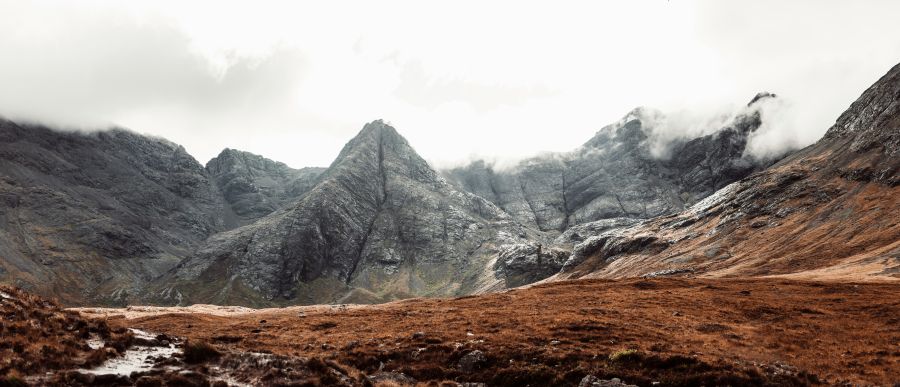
151,120,540,306
0,120,233,305
12,73,890,308
444,94,782,234
555,64,900,282
206,148,324,224
0,120,336,305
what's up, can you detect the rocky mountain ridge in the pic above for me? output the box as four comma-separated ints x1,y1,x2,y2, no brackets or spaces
553,63,900,283
443,93,781,233
206,148,324,224
0,120,335,305
0,121,233,304
153,120,539,306
7,72,895,307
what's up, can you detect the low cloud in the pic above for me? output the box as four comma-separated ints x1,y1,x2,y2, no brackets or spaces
2,2,900,170
394,61,557,112
0,3,312,167
745,97,821,160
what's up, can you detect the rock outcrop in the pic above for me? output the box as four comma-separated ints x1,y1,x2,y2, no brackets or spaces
493,241,569,288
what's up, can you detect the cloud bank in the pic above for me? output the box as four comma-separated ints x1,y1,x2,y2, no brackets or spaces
1,1,899,169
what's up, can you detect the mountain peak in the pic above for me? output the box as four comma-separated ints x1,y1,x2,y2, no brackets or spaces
355,119,401,139
330,119,418,169
747,91,777,106
206,147,288,173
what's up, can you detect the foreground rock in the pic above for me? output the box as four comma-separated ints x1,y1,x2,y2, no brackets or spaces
579,376,637,387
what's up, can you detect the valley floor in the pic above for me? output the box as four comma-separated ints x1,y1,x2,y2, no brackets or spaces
78,277,900,386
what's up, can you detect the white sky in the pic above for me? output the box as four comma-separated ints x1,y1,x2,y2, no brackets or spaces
2,1,900,168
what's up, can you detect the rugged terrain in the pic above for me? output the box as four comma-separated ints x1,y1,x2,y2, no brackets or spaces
71,278,900,386
554,63,900,283
1,62,898,333
0,122,234,305
444,93,780,233
0,285,135,384
0,91,796,306
206,148,324,224
153,121,541,306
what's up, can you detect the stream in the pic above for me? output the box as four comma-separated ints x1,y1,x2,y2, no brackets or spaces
81,329,180,376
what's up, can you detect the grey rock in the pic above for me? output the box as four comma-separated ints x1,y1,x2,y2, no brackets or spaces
579,375,637,387
642,268,694,278
458,349,487,373
155,121,537,305
558,62,900,279
823,62,900,186
564,230,668,270
444,95,786,233
494,242,569,287
0,119,232,305
554,217,641,246
206,148,324,223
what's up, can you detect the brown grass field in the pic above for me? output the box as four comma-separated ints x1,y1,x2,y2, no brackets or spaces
76,277,900,386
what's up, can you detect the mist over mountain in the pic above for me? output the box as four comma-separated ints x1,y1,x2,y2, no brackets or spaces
443,93,784,233
0,60,898,312
0,96,791,306
556,63,900,283
4,2,900,385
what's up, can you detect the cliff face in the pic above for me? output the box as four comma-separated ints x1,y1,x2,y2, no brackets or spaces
555,64,900,283
206,148,324,224
0,120,232,305
444,96,781,233
154,121,539,306
11,66,894,307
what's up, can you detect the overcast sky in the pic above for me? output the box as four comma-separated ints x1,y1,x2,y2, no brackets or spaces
2,1,900,168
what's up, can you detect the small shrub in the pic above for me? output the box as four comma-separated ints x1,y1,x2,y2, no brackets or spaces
608,349,642,363
183,340,221,364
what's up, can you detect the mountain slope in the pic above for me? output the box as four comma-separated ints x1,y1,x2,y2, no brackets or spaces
444,95,782,233
154,120,539,306
556,63,900,282
206,148,324,224
0,120,233,305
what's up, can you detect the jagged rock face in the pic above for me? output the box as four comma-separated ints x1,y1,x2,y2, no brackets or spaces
444,98,780,232
553,217,642,246
555,63,900,282
158,121,536,306
493,242,569,288
0,120,231,305
206,149,324,223
822,63,900,185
